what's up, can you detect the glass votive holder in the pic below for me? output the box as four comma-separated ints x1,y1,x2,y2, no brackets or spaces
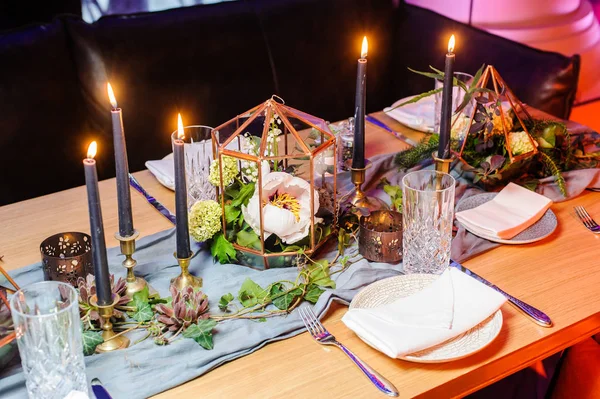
40,232,93,286
359,210,403,263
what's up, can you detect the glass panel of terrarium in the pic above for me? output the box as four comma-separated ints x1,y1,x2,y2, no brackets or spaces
220,156,264,255
312,143,336,249
279,114,327,160
278,104,334,140
261,112,309,168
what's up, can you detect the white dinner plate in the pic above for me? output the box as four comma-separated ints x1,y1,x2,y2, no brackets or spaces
384,95,436,133
456,193,558,244
349,274,503,363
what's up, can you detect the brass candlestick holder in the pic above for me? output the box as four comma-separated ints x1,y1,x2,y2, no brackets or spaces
114,230,148,297
350,161,389,212
90,294,130,353
171,252,202,290
433,153,453,174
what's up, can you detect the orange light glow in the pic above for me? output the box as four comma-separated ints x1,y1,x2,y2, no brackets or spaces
448,34,455,53
361,36,368,58
177,113,184,139
107,83,117,108
87,141,97,159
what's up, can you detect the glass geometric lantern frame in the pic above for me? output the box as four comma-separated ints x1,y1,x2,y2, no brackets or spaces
212,97,337,270
455,65,538,164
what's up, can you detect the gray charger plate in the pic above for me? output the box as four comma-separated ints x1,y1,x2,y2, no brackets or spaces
456,193,557,244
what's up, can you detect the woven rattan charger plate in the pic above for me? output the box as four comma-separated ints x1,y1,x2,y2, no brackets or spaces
349,274,503,363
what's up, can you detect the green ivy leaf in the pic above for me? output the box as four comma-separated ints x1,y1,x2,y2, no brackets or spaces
236,230,262,250
224,204,241,224
127,285,149,306
82,330,104,356
270,283,302,310
304,284,325,304
219,293,234,311
211,233,237,264
238,278,268,307
307,259,335,289
230,182,255,207
131,301,153,322
183,319,218,350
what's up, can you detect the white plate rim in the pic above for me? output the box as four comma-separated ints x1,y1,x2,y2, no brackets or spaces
349,274,503,363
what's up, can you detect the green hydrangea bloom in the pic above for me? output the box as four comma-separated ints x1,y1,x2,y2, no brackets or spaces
508,131,535,155
208,156,238,186
188,200,222,242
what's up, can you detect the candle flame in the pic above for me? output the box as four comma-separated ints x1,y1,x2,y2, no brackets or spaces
177,113,184,139
361,36,368,58
87,141,97,159
107,83,117,108
448,34,455,53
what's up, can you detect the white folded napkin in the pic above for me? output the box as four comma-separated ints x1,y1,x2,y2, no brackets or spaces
342,268,506,358
384,96,435,133
456,183,553,240
146,154,175,191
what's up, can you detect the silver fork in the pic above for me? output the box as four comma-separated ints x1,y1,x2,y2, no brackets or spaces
574,206,600,233
298,306,399,397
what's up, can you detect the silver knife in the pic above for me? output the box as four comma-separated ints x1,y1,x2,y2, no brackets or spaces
365,115,419,147
449,260,553,327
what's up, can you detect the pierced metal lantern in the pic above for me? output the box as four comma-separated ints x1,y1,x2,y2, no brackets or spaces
212,97,337,270
455,65,538,164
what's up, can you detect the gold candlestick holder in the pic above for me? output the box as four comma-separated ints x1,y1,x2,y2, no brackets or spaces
171,252,202,290
350,161,389,212
114,230,148,297
433,153,453,174
90,294,130,353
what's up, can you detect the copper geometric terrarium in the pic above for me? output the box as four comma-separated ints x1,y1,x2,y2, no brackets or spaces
455,65,538,164
212,97,337,270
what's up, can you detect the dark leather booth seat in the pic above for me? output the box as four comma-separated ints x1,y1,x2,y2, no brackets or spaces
0,0,580,205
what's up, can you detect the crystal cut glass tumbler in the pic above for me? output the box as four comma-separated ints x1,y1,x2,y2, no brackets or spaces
171,125,215,207
11,281,87,398
402,170,455,274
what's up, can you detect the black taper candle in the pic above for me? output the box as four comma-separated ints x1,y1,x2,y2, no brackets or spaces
83,142,112,306
174,114,191,259
438,34,456,159
107,84,134,237
352,36,368,169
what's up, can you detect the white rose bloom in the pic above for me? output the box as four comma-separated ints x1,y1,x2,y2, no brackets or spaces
242,172,322,244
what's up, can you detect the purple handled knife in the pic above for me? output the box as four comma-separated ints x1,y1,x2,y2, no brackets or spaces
450,260,552,327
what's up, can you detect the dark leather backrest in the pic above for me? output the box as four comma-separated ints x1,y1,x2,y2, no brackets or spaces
65,1,277,175
393,4,580,120
0,0,581,205
251,0,397,122
0,19,95,205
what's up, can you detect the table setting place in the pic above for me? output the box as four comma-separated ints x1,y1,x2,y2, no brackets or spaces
1,32,600,399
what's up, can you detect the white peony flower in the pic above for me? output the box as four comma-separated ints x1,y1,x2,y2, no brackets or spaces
241,172,321,244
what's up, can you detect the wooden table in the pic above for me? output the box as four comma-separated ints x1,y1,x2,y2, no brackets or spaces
1,112,599,398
